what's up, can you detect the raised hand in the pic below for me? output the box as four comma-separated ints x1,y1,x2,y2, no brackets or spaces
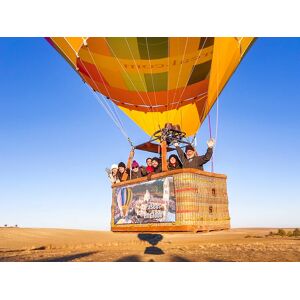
207,138,215,148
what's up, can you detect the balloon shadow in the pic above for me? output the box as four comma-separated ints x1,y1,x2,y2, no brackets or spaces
115,255,142,262
137,233,164,255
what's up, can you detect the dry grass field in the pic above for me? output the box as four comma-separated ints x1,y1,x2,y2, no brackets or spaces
0,227,299,262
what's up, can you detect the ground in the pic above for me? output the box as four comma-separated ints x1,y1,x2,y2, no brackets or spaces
0,228,299,262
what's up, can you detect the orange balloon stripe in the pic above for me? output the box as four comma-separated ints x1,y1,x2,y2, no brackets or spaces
85,77,208,109
86,37,111,56
77,57,209,106
77,58,110,87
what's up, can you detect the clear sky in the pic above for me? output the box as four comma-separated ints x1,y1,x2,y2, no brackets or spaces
0,38,299,230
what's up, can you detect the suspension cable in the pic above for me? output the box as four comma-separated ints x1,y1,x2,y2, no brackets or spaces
145,37,160,125
209,40,220,173
104,37,161,133
103,38,155,112
82,38,126,132
59,38,133,146
64,37,126,133
89,88,133,143
124,37,157,130
166,37,171,122
78,56,128,137
172,37,209,124
169,37,189,112
208,113,214,173
176,37,208,104
77,61,132,144
215,44,220,148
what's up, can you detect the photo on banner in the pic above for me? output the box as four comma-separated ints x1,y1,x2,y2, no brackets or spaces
113,177,176,224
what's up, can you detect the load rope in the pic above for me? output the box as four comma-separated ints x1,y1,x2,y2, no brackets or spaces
62,38,134,146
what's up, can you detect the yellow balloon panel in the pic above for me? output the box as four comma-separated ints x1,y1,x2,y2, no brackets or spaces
119,99,206,137
203,37,255,123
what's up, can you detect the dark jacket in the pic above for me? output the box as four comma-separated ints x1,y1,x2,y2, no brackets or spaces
168,154,182,170
130,167,147,180
175,146,213,170
153,164,162,173
168,163,182,171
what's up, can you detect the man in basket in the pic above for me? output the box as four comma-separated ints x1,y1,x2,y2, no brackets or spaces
173,138,215,171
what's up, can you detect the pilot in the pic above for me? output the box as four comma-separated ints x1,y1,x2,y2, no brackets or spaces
173,138,215,171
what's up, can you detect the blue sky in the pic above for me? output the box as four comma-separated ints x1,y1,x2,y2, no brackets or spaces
0,38,299,230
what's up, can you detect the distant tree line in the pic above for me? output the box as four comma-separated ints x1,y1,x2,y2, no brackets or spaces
268,228,300,237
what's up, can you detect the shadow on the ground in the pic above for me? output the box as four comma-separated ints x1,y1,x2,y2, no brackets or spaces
32,251,99,262
114,234,165,262
0,249,25,253
137,233,164,255
208,259,227,262
169,255,191,262
115,255,143,262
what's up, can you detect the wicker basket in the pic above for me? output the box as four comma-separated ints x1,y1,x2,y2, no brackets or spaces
111,168,230,232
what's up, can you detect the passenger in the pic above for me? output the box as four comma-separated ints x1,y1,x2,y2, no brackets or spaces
145,157,154,173
174,138,215,170
168,154,182,170
130,160,147,180
151,157,162,173
117,162,130,182
108,164,120,184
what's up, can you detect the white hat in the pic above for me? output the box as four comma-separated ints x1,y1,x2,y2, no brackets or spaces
111,164,118,170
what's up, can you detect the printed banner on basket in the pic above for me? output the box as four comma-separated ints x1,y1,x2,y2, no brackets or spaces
114,177,176,225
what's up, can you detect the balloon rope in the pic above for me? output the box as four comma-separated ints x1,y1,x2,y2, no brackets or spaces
82,38,126,132
169,37,189,111
124,38,157,130
77,57,133,144
104,38,155,113
172,37,209,124
90,90,132,143
213,44,220,172
208,113,214,173
145,38,159,115
166,37,171,122
56,38,132,144
176,37,208,105
124,38,153,108
215,71,219,148
64,37,126,135
104,38,160,134
79,61,128,138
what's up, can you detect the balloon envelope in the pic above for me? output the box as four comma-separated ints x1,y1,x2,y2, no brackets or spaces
47,37,254,136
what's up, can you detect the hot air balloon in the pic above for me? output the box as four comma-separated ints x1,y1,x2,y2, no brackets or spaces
116,187,132,218
47,37,255,232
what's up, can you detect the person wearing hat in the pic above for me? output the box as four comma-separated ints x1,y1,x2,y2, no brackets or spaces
174,138,215,171
168,154,182,170
130,160,147,180
107,163,120,184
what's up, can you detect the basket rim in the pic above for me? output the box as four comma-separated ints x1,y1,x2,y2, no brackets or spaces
112,168,227,188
